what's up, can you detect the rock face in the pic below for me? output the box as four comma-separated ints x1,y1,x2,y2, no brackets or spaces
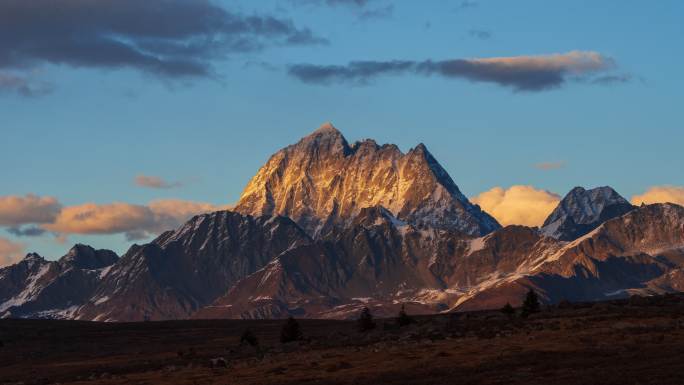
195,206,474,319
195,203,684,320
0,245,119,319
59,244,119,270
234,123,500,238
459,203,684,310
74,211,311,321
541,186,635,241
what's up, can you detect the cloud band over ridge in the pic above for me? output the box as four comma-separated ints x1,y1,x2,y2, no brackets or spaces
289,51,620,91
471,185,561,226
632,186,684,206
44,199,230,241
0,194,231,242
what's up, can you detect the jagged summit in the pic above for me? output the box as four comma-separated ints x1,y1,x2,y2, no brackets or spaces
290,122,351,157
541,185,635,241
58,244,119,270
234,124,500,237
312,121,339,135
22,252,44,262
301,122,345,142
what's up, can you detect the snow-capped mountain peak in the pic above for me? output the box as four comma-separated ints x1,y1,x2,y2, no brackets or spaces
541,186,635,241
234,123,500,237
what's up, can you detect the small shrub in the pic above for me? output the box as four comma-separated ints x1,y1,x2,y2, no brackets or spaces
357,306,376,332
500,302,515,317
280,316,303,343
397,304,415,327
240,329,259,347
521,289,541,318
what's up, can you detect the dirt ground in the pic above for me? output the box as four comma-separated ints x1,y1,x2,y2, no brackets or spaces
3,294,684,385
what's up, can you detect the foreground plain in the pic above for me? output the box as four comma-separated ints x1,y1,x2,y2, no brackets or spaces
2,294,684,385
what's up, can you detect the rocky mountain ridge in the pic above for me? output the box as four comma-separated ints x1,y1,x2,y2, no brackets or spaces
1,124,683,321
234,123,500,238
0,245,119,319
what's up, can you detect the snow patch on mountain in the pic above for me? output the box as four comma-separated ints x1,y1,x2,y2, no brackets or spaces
541,186,635,241
0,263,51,313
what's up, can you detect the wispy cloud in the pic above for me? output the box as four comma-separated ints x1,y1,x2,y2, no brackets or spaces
0,71,53,97
357,4,393,20
469,29,492,40
455,0,478,11
290,0,379,7
134,175,183,189
471,185,561,226
289,0,393,19
289,51,621,92
589,73,632,85
534,161,565,171
0,237,25,267
6,226,47,237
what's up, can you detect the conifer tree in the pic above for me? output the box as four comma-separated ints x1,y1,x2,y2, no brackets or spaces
501,302,515,318
521,289,540,318
397,304,414,327
357,306,376,332
280,316,303,343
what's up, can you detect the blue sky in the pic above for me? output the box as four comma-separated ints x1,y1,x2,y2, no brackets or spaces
1,0,683,261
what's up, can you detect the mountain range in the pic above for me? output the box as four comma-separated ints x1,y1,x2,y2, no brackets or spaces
2,124,683,321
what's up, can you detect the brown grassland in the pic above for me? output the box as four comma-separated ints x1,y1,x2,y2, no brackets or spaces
2,294,684,385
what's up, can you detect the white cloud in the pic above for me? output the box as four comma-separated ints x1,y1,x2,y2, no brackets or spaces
631,186,684,206
471,185,561,226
